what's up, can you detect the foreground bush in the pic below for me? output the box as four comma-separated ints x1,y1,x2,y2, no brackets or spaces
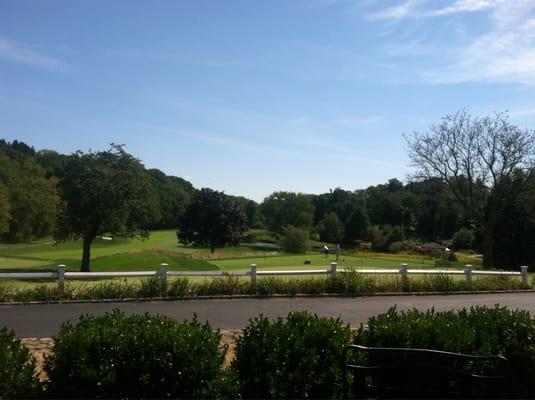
45,310,236,399
355,306,535,398
233,311,352,399
0,328,41,399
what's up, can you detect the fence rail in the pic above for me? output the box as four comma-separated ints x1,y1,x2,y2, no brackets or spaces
0,262,530,290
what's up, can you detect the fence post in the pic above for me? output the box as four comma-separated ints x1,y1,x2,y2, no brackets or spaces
250,264,257,286
465,264,473,284
160,263,168,288
58,264,66,291
330,262,337,277
521,266,529,286
400,263,408,290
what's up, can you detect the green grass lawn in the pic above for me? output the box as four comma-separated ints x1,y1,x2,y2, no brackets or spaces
0,229,485,290
1,228,527,294
0,230,281,271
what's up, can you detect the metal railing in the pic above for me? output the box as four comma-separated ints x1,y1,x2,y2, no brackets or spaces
0,262,529,289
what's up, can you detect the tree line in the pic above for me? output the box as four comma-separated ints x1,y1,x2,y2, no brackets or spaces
1,110,534,270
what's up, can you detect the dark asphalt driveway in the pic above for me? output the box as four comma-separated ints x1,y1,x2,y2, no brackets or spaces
2,292,535,337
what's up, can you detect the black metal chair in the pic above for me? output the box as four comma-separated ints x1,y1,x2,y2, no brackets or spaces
343,344,511,399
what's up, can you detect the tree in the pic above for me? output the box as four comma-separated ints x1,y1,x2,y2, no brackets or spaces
316,212,344,243
451,228,476,251
311,189,362,224
0,185,9,234
365,180,405,227
55,145,157,271
146,169,193,229
492,169,535,268
229,195,262,228
407,178,464,242
405,110,535,267
279,225,309,253
261,192,315,234
344,207,370,242
0,143,59,242
370,224,403,252
177,188,247,253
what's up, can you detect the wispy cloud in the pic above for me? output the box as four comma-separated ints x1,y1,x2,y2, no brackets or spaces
189,132,298,157
424,1,535,84
0,37,67,71
426,0,494,17
366,0,420,21
142,124,299,157
365,1,535,85
366,0,497,20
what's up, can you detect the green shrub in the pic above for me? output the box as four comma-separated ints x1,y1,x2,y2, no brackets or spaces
407,274,459,292
370,225,404,252
254,277,298,295
452,228,475,250
327,268,377,294
295,277,328,294
431,250,459,267
442,250,458,262
0,328,41,399
279,225,310,253
472,276,526,291
194,273,248,296
0,284,11,302
253,277,330,296
388,240,416,253
12,283,74,302
355,306,535,397
137,275,167,297
76,280,137,300
434,258,452,268
45,310,233,399
167,277,190,297
233,311,352,399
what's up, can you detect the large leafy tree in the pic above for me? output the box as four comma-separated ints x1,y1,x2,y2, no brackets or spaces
146,169,193,229
0,185,10,234
316,212,344,243
177,188,247,253
407,178,465,242
311,189,362,225
0,142,59,242
344,207,370,242
406,110,535,267
55,145,158,271
229,195,261,228
492,170,535,269
261,191,315,234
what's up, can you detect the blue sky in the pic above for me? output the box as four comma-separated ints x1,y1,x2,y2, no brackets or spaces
1,0,535,202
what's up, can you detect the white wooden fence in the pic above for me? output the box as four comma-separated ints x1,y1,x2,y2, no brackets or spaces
0,263,529,289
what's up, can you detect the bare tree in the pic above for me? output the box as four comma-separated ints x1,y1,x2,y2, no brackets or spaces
405,110,535,267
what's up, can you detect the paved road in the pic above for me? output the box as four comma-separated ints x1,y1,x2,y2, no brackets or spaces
2,293,535,337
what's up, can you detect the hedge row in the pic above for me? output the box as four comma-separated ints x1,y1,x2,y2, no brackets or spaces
3,306,535,398
0,270,529,303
